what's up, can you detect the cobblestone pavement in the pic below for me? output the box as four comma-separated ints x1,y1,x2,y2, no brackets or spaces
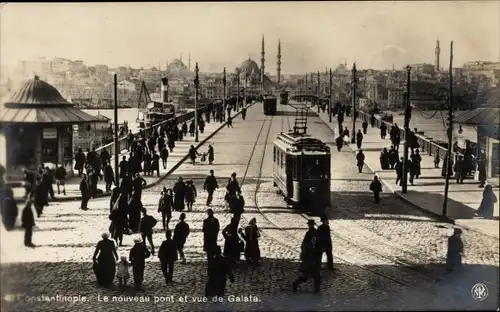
1,104,498,311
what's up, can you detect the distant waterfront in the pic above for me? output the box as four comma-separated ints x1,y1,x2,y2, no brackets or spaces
388,110,477,143
82,108,140,132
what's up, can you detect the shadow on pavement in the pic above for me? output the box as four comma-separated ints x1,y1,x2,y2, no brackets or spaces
395,190,477,220
1,260,497,311
328,191,442,221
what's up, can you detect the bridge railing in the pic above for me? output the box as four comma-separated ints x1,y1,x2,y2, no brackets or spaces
357,111,455,161
94,105,209,159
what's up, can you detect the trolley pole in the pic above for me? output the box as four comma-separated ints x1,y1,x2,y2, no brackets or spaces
194,63,200,143
113,74,119,185
317,71,320,113
350,63,357,144
442,41,454,218
223,67,227,113
401,65,412,193
329,68,333,122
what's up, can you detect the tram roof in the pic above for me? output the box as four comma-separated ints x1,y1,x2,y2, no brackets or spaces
274,131,330,154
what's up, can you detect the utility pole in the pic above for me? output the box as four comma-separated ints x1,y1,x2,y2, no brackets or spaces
305,74,308,103
317,71,321,113
223,67,227,115
401,65,412,193
351,63,357,144
236,69,240,109
113,74,119,184
442,41,454,218
311,72,314,106
194,63,199,142
244,72,248,107
329,68,333,122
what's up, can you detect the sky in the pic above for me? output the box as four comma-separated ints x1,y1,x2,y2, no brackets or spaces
1,2,499,74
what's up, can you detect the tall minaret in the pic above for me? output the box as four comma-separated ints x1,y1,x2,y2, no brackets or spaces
277,39,281,89
435,39,441,71
261,35,265,91
188,53,191,71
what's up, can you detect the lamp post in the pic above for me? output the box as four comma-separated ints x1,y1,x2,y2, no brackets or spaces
236,69,240,110
194,63,200,142
350,63,357,144
442,41,454,218
317,71,320,113
223,67,227,115
244,72,248,107
401,65,412,193
329,68,333,122
113,74,119,184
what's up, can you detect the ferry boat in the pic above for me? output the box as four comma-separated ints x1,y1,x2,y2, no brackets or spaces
137,102,177,128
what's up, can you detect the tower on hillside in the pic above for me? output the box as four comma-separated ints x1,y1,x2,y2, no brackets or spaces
261,35,265,91
435,39,441,72
277,39,281,88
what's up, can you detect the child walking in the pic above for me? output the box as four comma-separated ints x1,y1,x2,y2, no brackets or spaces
116,256,130,287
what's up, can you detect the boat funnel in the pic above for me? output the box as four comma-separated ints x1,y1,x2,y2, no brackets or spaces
161,77,169,103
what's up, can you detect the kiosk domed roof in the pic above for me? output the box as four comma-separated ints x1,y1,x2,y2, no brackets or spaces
4,76,72,108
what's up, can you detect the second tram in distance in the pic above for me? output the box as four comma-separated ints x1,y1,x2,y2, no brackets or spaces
272,132,331,215
263,95,277,115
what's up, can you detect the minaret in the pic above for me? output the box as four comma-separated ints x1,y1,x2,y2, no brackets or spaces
188,53,191,71
435,39,441,72
277,39,281,89
260,35,265,91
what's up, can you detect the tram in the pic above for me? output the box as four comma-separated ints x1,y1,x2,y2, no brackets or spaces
273,132,331,214
280,91,289,105
263,95,278,115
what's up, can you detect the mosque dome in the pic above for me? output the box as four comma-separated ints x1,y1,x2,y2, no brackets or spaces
239,58,261,75
167,59,188,73
4,75,72,108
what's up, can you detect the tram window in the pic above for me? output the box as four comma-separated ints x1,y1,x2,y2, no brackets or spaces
302,157,329,179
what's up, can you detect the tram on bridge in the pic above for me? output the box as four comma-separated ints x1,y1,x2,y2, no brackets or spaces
263,95,278,115
272,102,331,215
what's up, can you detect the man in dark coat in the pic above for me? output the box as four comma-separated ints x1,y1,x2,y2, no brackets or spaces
204,170,218,206
173,177,186,211
356,130,364,149
203,209,220,258
369,175,383,204
335,136,343,152
157,135,165,152
104,163,115,192
54,165,67,196
129,238,151,290
100,149,111,169
89,169,99,198
370,114,376,128
21,199,36,247
185,180,197,211
158,230,178,284
356,150,365,173
230,193,245,226
41,167,54,200
128,195,143,233
79,174,90,211
33,177,47,217
140,208,157,255
1,196,18,231
188,145,200,165
205,246,234,297
207,145,215,165
241,106,247,120
293,233,320,293
74,148,86,177
132,173,147,199
226,172,241,198
171,212,190,263
160,147,169,170
315,217,333,270
119,156,128,179
362,121,368,134
455,155,465,184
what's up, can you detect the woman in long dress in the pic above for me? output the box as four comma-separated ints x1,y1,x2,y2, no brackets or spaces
239,218,261,265
92,233,119,287
477,184,498,219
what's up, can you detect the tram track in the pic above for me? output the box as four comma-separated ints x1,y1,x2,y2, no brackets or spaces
236,107,433,296
280,104,444,288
